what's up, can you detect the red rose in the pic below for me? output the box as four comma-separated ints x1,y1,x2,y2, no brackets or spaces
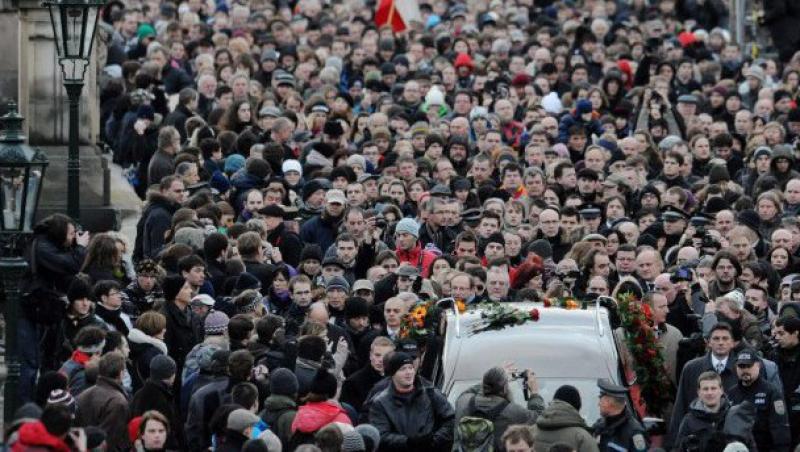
543,299,552,307
529,308,540,321
647,349,657,359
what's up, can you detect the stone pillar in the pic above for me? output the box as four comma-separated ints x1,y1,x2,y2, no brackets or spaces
17,0,99,145
15,0,117,231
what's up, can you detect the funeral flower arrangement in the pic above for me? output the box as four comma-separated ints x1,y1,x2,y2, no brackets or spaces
616,292,674,415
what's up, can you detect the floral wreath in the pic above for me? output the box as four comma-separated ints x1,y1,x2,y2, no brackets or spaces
399,298,467,341
616,292,674,415
469,302,540,335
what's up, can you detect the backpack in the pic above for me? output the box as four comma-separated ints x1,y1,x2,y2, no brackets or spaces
453,396,509,452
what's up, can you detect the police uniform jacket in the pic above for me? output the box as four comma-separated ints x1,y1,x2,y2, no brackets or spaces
592,410,647,452
727,376,791,452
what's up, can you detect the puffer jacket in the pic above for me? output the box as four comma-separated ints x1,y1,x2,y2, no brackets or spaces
532,400,598,452
454,385,545,451
369,378,455,451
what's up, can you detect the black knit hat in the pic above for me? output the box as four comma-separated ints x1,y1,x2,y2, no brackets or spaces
485,232,505,247
246,158,272,180
303,179,327,202
345,297,370,319
323,119,344,137
553,385,582,410
162,275,186,302
385,351,414,376
67,277,92,303
309,369,338,399
234,272,261,293
269,367,299,397
300,244,323,262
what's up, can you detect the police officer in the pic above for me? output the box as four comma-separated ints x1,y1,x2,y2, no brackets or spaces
727,349,791,452
593,379,647,452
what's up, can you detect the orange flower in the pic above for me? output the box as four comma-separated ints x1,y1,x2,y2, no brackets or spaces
565,299,580,310
411,306,427,327
456,299,467,313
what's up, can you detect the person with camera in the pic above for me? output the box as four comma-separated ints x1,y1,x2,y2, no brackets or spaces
20,213,90,403
453,365,544,451
673,370,756,452
769,316,800,444
727,349,792,452
702,292,765,352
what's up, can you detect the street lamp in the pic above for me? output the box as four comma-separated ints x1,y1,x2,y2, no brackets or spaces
0,102,48,424
44,0,104,222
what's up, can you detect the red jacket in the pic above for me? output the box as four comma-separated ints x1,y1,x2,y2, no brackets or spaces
396,243,437,278
11,422,70,452
291,400,351,433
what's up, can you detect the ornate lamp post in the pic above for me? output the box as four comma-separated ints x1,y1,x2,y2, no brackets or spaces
43,0,104,222
0,103,48,424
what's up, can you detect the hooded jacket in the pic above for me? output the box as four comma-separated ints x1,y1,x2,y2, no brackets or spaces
127,327,168,390
395,243,437,278
10,421,70,452
532,400,598,452
133,192,180,261
769,145,800,190
454,386,545,451
290,400,351,434
260,394,298,448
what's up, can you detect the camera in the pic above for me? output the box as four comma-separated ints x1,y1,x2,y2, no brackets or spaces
511,370,529,380
701,233,720,249
374,214,387,229
671,267,692,283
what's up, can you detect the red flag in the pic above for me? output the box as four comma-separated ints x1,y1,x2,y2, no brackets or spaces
375,0,421,32
375,0,406,32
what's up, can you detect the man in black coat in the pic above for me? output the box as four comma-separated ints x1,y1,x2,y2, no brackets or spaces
341,336,394,412
727,349,792,452
236,231,276,291
133,175,185,262
160,275,198,390
163,88,198,143
260,204,303,268
369,352,455,451
763,0,800,62
666,322,739,449
770,316,800,443
592,379,648,452
131,355,182,449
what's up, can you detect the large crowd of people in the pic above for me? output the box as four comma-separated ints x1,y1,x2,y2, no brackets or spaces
7,0,800,450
